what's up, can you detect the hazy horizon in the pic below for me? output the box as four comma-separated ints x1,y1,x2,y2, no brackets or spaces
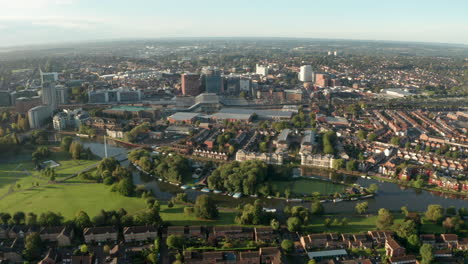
0,0,467,47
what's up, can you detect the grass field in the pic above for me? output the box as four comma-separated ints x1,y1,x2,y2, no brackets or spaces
0,150,99,196
271,179,346,195
0,183,147,219
160,204,238,226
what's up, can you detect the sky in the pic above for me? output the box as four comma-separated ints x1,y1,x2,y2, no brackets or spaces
0,0,467,47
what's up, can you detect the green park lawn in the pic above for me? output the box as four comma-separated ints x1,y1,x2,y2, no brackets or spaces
0,183,147,219
0,150,99,195
271,179,346,195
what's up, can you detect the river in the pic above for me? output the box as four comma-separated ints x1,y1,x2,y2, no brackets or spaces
82,139,467,214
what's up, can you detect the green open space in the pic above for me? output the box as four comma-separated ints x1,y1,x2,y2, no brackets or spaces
0,183,147,219
271,179,346,195
160,204,238,226
0,150,99,196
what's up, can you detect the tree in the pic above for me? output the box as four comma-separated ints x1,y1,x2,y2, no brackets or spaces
420,244,433,264
376,208,394,230
346,160,358,171
332,159,344,170
357,130,367,140
0,213,11,225
38,211,63,226
390,137,401,146
12,211,25,225
287,217,301,232
445,206,457,216
324,218,332,228
80,244,89,254
26,213,38,226
394,220,417,239
442,216,463,233
311,201,324,215
270,219,280,230
166,235,184,250
23,232,42,260
74,210,92,229
367,133,377,142
194,194,218,219
425,204,444,223
60,136,74,152
281,239,294,254
69,141,85,160
407,234,421,251
401,206,409,217
368,183,378,193
355,202,368,215
116,178,135,197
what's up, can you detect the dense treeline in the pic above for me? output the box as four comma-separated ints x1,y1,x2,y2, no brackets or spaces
207,160,292,195
129,149,190,184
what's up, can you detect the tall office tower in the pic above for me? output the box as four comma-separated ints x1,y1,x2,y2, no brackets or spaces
315,73,330,87
299,65,313,82
225,76,240,95
28,105,51,129
55,85,68,105
40,69,59,86
256,64,268,76
202,67,223,94
334,51,338,56
42,82,57,110
181,73,201,96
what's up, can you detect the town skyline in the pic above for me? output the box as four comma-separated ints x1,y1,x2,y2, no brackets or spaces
1,0,468,46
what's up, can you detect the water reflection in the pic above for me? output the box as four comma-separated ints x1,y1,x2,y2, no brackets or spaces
82,139,467,213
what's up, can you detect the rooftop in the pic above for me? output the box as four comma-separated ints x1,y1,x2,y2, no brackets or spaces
108,105,151,112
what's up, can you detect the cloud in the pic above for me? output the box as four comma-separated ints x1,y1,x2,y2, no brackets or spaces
0,0,75,8
0,15,103,30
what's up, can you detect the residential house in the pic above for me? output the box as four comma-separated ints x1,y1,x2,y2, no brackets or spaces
188,226,206,239
71,255,93,264
38,249,57,264
259,247,282,264
367,231,394,247
212,226,253,241
8,225,28,239
440,234,458,248
419,234,436,245
167,226,186,237
388,255,416,264
254,227,278,243
40,226,74,246
123,225,158,242
385,238,406,257
83,226,118,243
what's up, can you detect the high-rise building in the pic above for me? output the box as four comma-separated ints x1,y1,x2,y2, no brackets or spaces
42,82,57,110
315,73,330,87
55,85,68,105
239,78,251,94
0,91,11,106
202,67,223,94
40,70,59,85
181,73,201,96
28,105,52,129
299,65,313,82
256,64,268,76
224,76,240,95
